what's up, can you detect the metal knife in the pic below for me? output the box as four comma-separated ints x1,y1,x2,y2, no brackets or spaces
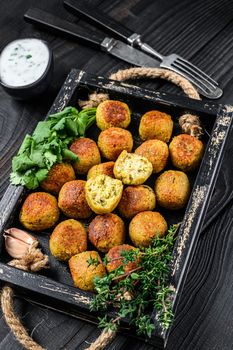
24,8,160,69
63,0,223,99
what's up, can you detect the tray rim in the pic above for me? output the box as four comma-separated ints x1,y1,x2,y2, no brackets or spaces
0,68,232,345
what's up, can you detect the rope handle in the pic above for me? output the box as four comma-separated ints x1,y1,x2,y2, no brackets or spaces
1,67,203,350
79,67,203,138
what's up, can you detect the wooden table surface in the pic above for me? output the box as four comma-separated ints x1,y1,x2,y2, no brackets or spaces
1,0,233,349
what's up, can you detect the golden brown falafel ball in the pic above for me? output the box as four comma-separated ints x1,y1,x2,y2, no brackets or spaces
87,161,115,180
85,175,123,214
40,162,75,195
129,211,167,248
118,185,156,218
113,150,153,185
155,170,190,210
106,244,139,274
58,180,92,219
50,219,87,261
135,139,169,173
69,251,106,292
169,134,204,172
96,100,131,130
98,127,133,161
88,213,125,253
19,192,59,231
139,110,173,142
69,138,101,174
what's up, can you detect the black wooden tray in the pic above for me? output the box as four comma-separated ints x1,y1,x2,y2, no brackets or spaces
0,69,232,346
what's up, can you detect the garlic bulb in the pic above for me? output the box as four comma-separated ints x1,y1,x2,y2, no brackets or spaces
4,228,38,259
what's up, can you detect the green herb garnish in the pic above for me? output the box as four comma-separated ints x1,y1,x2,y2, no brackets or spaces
90,225,177,337
10,106,96,189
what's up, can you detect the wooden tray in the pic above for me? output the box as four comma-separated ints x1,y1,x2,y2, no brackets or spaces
0,69,232,346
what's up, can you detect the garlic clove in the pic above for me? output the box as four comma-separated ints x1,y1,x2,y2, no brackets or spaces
4,228,37,245
4,227,38,259
4,236,30,258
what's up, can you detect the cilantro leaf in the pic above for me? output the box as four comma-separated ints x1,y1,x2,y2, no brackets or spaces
10,106,96,189
62,148,79,161
33,121,51,143
23,169,40,189
35,168,48,182
18,135,33,155
12,153,35,172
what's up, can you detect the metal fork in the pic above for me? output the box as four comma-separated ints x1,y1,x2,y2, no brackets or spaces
64,0,223,99
135,41,222,99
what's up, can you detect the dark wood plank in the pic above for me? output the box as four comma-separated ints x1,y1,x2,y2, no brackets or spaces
167,198,233,350
1,0,233,350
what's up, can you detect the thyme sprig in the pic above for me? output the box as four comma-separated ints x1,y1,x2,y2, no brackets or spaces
90,225,178,337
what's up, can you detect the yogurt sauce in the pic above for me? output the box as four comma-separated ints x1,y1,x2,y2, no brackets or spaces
0,38,50,87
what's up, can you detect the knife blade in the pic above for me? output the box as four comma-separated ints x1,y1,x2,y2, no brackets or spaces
24,8,160,68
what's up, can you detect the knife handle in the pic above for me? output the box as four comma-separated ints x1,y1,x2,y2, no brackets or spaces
24,8,106,49
64,0,138,44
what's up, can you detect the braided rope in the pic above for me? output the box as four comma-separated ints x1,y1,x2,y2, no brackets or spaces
1,286,45,350
110,67,200,99
1,243,48,349
86,329,117,350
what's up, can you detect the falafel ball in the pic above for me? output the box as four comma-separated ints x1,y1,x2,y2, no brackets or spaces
50,219,87,261
118,185,156,218
135,139,169,173
58,180,92,219
96,100,131,130
129,211,168,247
169,134,204,172
98,127,133,161
139,110,173,142
40,162,75,195
88,213,125,253
87,161,115,180
69,138,101,174
19,192,59,231
155,170,190,210
106,244,139,274
69,251,106,292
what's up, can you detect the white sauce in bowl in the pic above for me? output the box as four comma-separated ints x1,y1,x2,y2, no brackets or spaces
0,38,50,87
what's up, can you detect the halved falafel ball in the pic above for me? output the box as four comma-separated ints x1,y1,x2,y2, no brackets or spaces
118,185,156,218
129,211,167,248
169,134,204,172
113,150,153,185
98,127,133,161
139,110,173,142
88,213,125,253
96,100,131,130
40,162,75,195
50,219,87,261
69,138,101,174
106,244,139,274
69,251,106,292
87,161,115,180
155,170,190,210
58,180,92,219
19,192,59,231
135,139,169,173
85,175,123,214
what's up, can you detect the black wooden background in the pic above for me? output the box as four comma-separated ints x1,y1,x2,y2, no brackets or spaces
1,0,233,349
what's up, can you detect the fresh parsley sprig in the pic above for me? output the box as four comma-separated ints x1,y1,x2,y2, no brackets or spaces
10,107,96,189
90,225,178,338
